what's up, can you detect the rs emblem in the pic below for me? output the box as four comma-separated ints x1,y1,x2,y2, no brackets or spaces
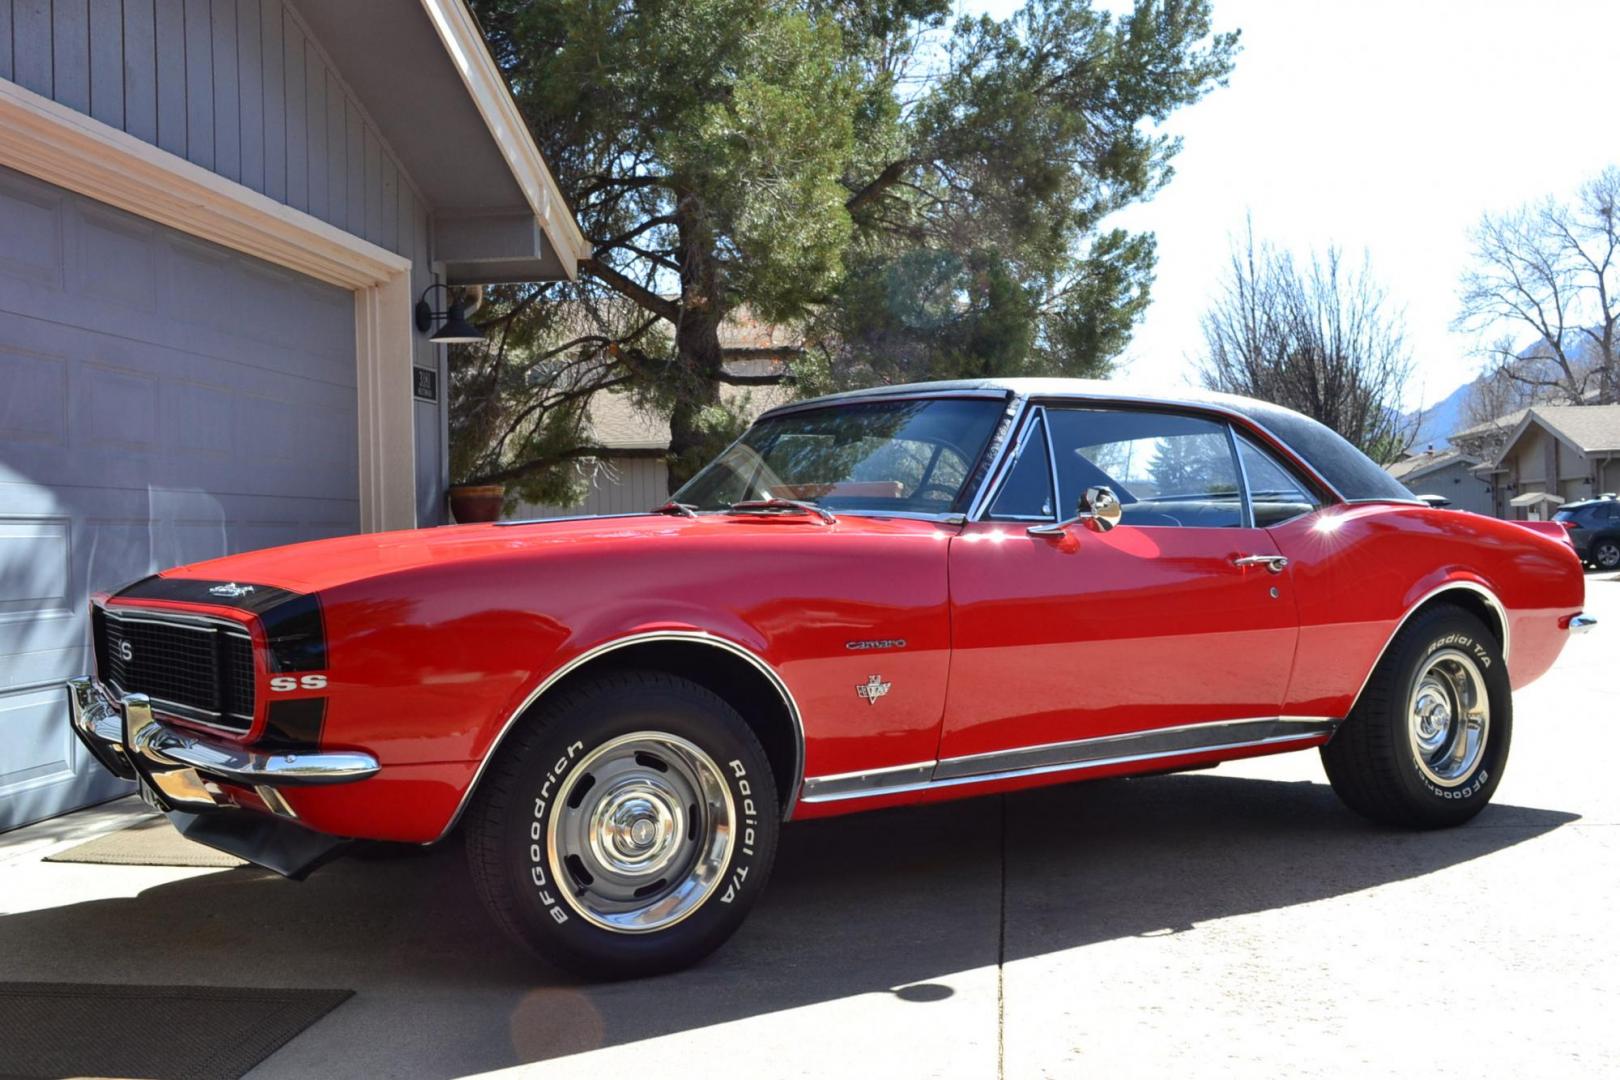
856,674,891,705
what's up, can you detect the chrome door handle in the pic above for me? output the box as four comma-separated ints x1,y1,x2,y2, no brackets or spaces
1233,554,1289,573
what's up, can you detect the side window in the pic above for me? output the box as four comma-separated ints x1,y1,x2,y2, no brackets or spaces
1236,435,1323,526
988,412,1055,520
1044,408,1244,528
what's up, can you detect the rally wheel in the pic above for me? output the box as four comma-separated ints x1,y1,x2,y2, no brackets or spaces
1321,606,1511,828
465,670,778,978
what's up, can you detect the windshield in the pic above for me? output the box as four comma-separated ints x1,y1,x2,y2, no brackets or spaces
674,397,1005,514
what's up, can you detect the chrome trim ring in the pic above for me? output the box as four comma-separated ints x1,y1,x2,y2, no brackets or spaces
1406,649,1490,788
547,731,735,934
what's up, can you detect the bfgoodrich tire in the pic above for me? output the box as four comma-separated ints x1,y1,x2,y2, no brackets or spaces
1321,606,1511,828
465,671,779,978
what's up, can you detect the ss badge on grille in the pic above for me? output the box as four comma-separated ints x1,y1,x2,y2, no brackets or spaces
117,639,133,662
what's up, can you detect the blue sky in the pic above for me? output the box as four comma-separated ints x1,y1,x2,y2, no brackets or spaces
957,0,1620,409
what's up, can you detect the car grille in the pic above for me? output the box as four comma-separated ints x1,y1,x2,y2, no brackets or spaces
93,607,257,732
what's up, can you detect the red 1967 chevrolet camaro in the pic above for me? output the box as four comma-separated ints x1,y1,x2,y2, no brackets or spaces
68,379,1592,976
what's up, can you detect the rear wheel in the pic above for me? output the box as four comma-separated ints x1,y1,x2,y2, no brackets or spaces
1321,606,1511,828
466,671,779,978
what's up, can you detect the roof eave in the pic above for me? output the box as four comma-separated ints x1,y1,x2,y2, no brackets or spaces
418,0,590,279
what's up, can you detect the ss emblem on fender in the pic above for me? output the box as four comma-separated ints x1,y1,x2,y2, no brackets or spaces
270,674,328,692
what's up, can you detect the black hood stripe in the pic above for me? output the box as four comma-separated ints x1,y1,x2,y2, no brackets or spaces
114,576,327,673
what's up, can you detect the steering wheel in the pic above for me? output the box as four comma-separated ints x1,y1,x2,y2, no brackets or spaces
913,482,958,503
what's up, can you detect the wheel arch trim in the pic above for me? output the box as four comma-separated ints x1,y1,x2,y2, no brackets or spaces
1346,579,1511,716
433,630,806,842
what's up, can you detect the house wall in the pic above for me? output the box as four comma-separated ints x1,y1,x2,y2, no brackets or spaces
1403,461,1494,516
1,0,447,523
516,457,671,520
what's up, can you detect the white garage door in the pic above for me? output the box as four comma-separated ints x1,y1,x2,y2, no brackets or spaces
0,165,359,832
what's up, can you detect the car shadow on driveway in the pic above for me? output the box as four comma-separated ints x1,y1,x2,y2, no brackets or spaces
0,773,1576,1075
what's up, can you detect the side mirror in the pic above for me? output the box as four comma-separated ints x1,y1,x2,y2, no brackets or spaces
1027,485,1122,537
1077,485,1122,532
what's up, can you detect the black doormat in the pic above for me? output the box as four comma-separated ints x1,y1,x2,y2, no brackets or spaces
0,982,353,1079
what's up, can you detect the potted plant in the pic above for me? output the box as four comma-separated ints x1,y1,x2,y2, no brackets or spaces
447,482,506,524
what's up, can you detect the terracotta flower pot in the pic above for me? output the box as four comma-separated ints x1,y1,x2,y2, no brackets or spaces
448,484,505,524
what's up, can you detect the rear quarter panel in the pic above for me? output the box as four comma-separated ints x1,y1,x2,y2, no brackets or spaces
1272,505,1585,717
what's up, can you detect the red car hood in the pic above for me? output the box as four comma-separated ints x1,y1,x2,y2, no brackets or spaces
151,513,937,595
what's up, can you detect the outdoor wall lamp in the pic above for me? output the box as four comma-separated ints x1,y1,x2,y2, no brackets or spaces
415,283,485,344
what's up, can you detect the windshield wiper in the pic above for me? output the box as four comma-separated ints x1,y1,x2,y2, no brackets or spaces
726,498,837,524
650,501,699,518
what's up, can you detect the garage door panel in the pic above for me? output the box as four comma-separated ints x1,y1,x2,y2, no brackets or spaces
0,167,359,831
74,206,160,313
0,170,65,286
0,343,68,447
0,684,128,822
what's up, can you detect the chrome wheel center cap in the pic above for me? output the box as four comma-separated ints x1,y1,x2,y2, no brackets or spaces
1412,686,1451,749
589,785,683,877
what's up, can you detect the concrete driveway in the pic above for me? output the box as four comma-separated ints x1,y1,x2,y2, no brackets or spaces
2,577,1615,1078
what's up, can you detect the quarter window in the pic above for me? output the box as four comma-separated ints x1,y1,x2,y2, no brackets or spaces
1043,408,1244,528
1236,435,1323,526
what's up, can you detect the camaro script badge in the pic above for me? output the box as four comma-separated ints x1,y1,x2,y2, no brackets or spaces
856,674,891,705
209,582,255,598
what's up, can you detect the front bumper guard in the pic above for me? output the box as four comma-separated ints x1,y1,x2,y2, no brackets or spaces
66,677,379,877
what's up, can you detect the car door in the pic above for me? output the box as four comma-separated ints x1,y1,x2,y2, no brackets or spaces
937,403,1303,771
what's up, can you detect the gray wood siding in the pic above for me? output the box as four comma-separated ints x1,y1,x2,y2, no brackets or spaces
517,459,673,521
2,0,450,524
0,0,427,266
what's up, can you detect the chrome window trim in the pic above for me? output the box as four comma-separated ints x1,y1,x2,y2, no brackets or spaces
981,391,1351,512
983,406,1059,523
435,630,806,843
798,715,1340,804
964,395,1034,521
1346,581,1511,714
1227,421,1257,529
1231,431,1331,527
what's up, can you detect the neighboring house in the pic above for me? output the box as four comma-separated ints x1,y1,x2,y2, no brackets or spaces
1471,405,1620,519
0,1,588,830
1385,447,1492,515
515,316,799,518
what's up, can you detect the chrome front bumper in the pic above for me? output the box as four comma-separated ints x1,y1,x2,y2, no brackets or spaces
1570,613,1598,635
67,677,379,877
66,676,379,813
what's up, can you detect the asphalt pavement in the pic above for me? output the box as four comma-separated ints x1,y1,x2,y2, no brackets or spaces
1,576,1614,1078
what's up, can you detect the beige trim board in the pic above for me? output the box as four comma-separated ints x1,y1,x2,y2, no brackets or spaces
0,76,419,533
419,0,591,275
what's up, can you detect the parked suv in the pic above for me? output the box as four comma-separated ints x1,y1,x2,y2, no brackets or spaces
1555,496,1620,570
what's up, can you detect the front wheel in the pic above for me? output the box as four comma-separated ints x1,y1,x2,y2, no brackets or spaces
1594,539,1620,571
466,671,779,978
1321,606,1511,828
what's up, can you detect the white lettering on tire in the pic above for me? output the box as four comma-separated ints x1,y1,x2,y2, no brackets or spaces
720,758,758,904
528,740,585,925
